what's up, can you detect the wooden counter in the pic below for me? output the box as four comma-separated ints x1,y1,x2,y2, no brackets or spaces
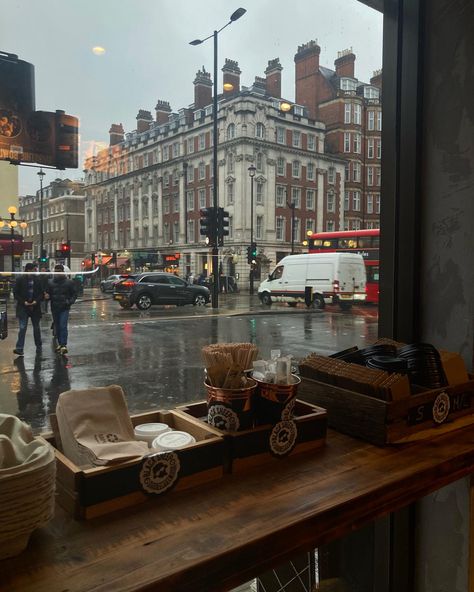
3,426,474,592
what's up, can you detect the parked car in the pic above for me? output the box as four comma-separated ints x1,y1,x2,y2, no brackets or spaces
100,274,123,293
113,272,210,310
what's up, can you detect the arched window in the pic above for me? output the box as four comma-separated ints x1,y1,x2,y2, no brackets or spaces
226,123,236,140
255,122,265,139
228,153,234,173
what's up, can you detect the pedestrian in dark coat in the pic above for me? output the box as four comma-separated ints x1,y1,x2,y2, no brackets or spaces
13,262,43,356
47,264,77,355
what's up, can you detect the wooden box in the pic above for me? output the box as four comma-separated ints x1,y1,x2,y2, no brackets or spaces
46,409,225,519
174,399,327,473
299,375,474,446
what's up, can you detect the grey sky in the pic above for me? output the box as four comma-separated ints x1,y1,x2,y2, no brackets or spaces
1,0,382,195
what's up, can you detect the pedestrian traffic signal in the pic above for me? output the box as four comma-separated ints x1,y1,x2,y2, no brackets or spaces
200,207,216,245
216,207,229,247
246,242,257,264
40,249,48,264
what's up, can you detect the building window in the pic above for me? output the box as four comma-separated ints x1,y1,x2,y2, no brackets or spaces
276,126,285,144
306,219,314,235
327,191,335,213
291,187,301,208
376,167,381,186
292,130,301,148
353,162,361,182
352,219,361,230
228,153,234,173
256,216,263,240
293,218,300,242
367,193,374,214
187,137,194,154
344,191,350,211
255,122,265,139
186,166,194,183
227,123,236,140
199,133,206,150
368,111,375,130
276,217,284,240
307,134,316,151
173,222,179,243
353,104,361,125
328,167,335,184
375,193,381,214
198,162,205,180
173,170,179,185
163,197,170,214
256,152,263,172
340,78,357,91
367,167,374,186
345,163,350,182
276,185,285,207
173,142,180,157
376,111,382,131
187,191,194,211
256,182,264,205
353,190,361,211
164,172,170,187
153,196,159,216
227,183,234,205
307,162,315,181
376,140,382,159
306,189,315,210
187,220,195,242
353,133,361,153
292,161,300,178
326,220,335,231
173,194,179,212
344,103,351,124
199,189,206,209
277,157,285,176
367,138,374,159
344,132,351,153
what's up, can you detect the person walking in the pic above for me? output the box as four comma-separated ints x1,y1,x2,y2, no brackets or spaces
47,264,77,355
13,262,43,356
39,266,50,314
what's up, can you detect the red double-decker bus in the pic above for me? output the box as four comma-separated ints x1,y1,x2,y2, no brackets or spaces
307,229,380,304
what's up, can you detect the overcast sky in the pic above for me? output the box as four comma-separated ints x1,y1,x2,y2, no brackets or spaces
1,0,382,195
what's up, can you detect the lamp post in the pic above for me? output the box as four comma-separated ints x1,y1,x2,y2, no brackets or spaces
190,7,246,309
248,164,256,294
37,168,45,261
183,162,188,245
0,206,28,272
287,200,296,254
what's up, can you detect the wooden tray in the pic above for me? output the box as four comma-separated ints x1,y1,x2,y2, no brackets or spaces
299,375,474,446
46,409,225,519
174,399,327,473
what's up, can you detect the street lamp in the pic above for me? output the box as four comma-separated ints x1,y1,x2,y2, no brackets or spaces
183,162,188,245
248,164,256,295
190,7,246,309
0,206,28,271
37,168,46,261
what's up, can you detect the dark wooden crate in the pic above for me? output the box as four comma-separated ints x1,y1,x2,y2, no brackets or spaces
46,409,225,519
299,375,474,446
174,399,327,472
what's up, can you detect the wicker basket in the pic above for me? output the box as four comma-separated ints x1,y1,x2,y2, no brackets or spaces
0,415,56,560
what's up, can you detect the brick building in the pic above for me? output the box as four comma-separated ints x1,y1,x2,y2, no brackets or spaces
83,56,351,285
295,41,382,230
19,178,86,271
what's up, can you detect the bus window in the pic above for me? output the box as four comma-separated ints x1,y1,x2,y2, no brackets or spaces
367,266,380,282
339,238,357,248
358,237,372,248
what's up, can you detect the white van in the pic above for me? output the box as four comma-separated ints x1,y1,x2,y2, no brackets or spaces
258,252,367,310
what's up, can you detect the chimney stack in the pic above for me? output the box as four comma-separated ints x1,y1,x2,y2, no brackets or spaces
193,68,212,109
370,69,382,88
155,100,172,124
265,58,283,98
136,109,153,133
222,59,241,96
334,49,356,78
294,40,321,120
109,123,124,146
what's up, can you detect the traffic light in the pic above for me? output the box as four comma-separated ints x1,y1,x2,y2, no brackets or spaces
247,242,257,265
60,241,71,255
216,207,229,247
200,207,217,245
39,249,48,264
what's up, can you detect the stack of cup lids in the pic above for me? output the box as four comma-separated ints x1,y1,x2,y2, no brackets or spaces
152,431,196,451
0,414,56,560
134,423,171,447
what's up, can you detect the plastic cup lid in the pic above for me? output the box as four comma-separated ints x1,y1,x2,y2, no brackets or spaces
134,423,170,437
152,431,196,451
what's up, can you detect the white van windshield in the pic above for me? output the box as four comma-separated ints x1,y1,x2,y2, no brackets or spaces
269,266,284,281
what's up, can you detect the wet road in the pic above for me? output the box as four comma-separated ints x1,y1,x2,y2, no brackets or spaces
0,290,378,432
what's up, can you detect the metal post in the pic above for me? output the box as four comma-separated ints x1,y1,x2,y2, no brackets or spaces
211,29,219,309
183,162,188,244
38,168,45,261
249,174,254,295
10,218,14,272
291,203,295,254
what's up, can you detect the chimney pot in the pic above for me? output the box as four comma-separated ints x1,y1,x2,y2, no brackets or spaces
222,58,241,95
193,67,213,109
334,49,356,78
265,58,283,98
109,123,124,146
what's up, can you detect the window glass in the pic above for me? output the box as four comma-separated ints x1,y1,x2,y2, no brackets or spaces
169,276,186,286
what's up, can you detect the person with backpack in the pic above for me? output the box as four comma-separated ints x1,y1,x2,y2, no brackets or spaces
47,264,77,355
13,262,43,356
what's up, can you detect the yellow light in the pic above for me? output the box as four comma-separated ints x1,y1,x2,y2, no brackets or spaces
92,46,106,56
8,206,17,215
10,220,18,228
302,240,308,246
306,230,313,237
280,102,292,113
0,219,4,228
20,221,27,229
223,82,234,91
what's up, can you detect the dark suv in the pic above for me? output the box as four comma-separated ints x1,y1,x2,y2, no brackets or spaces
113,272,210,310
